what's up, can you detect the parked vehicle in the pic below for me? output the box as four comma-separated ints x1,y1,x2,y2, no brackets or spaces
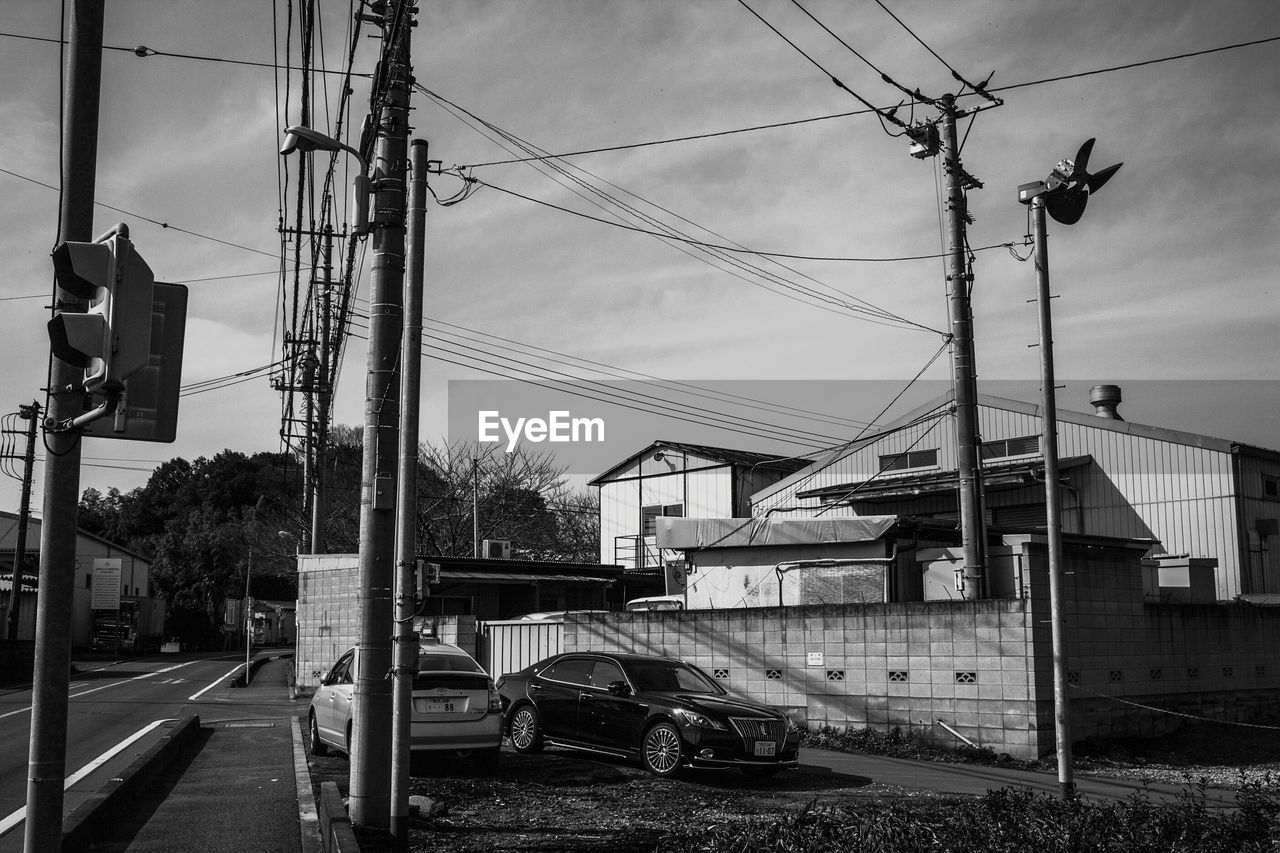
517,610,609,621
309,640,503,769
624,595,684,612
497,651,800,778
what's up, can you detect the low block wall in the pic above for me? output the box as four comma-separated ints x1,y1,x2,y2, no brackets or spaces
565,600,1045,759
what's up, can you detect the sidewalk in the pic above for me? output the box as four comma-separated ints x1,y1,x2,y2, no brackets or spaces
798,747,1240,806
79,655,321,853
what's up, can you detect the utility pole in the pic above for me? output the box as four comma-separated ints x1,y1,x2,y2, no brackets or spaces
1029,195,1072,798
472,457,480,557
5,402,39,641
1018,137,1121,800
311,224,334,555
938,96,986,599
26,2,103,849
391,138,428,843
350,0,412,828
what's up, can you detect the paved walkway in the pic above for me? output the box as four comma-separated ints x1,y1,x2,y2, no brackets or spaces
88,655,320,853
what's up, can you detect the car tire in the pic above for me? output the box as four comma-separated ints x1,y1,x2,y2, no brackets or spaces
309,712,329,756
641,721,684,777
509,705,544,754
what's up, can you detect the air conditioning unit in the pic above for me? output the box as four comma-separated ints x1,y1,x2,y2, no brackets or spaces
482,539,512,560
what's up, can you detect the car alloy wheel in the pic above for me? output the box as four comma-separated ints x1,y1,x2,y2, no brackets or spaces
642,721,683,777
509,705,544,754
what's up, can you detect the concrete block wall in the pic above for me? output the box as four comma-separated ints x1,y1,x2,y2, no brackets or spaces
296,555,360,690
565,599,1045,759
1018,539,1280,743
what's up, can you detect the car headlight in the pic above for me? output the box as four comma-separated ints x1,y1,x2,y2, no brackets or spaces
677,709,727,731
783,714,801,733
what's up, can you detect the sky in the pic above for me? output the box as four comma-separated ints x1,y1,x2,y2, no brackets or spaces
1,0,1277,515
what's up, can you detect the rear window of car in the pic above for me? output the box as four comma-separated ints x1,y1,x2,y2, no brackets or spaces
417,652,484,673
542,657,593,686
624,660,720,693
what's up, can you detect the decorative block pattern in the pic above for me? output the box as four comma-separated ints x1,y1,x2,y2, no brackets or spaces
765,669,782,680
954,671,977,684
714,668,730,679
826,670,845,682
888,670,908,683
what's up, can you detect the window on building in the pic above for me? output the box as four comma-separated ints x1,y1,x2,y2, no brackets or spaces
1264,475,1280,500
981,435,1041,460
878,449,939,472
642,503,684,536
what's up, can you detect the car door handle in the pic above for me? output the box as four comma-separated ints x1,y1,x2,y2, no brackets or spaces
579,692,592,701
530,684,542,691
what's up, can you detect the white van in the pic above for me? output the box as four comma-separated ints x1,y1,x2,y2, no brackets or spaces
624,594,685,612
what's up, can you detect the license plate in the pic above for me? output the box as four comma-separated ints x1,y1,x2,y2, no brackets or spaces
753,741,776,757
424,698,460,714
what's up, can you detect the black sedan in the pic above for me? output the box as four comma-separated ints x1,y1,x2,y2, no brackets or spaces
496,651,800,778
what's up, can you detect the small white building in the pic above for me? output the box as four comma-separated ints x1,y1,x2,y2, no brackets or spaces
591,441,807,580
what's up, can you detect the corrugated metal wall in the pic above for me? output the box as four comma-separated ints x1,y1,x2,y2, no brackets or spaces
479,619,564,679
1235,451,1280,593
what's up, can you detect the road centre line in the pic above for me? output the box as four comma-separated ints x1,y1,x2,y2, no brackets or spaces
187,664,245,701
0,718,175,839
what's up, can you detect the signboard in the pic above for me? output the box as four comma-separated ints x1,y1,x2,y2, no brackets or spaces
91,558,123,610
807,652,825,668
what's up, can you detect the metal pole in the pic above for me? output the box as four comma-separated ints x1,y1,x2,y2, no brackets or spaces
6,402,39,640
1031,196,1074,798
26,2,103,848
390,139,428,842
472,457,479,557
939,96,986,599
245,547,252,683
311,224,333,555
350,0,411,828
301,351,317,553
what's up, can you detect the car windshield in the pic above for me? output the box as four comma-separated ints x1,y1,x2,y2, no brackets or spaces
623,660,720,694
418,651,484,673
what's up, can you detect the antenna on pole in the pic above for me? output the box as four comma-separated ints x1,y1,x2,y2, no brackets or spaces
1019,137,1123,801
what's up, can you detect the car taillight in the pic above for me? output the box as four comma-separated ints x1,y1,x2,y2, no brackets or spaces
487,679,502,713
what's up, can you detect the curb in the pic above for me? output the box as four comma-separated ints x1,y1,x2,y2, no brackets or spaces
318,781,361,853
61,714,203,852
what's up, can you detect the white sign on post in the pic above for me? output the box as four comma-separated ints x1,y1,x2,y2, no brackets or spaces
91,558,123,610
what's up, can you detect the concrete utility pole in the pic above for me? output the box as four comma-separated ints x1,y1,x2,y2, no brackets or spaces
939,96,987,599
26,2,103,849
311,224,334,555
350,0,412,828
6,402,39,641
1029,195,1073,799
472,457,480,557
391,138,429,841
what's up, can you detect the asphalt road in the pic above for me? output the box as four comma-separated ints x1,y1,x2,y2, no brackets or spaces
0,651,296,850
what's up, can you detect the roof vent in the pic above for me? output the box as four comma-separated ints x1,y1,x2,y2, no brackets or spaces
1089,384,1123,420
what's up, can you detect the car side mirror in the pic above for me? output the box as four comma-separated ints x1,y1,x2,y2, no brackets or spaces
607,680,631,697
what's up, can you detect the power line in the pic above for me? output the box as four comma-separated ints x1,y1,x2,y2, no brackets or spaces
458,33,1280,168
0,166,279,258
477,178,1014,266
735,0,906,132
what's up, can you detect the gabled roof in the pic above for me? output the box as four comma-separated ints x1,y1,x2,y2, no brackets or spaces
751,389,1274,508
589,440,809,486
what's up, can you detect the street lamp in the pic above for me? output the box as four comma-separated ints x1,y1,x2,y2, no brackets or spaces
279,125,370,235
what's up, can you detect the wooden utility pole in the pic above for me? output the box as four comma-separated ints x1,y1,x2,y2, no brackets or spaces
26,2,103,849
349,0,412,828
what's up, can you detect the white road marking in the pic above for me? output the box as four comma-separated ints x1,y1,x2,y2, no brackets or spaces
187,664,245,701
0,661,194,721
0,718,175,839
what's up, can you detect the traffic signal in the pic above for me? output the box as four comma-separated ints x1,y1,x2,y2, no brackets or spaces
48,232,155,393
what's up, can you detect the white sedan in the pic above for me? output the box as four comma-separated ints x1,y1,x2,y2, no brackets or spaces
308,640,503,770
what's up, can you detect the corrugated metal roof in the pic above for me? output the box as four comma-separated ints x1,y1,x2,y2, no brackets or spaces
796,455,1093,503
655,515,899,550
